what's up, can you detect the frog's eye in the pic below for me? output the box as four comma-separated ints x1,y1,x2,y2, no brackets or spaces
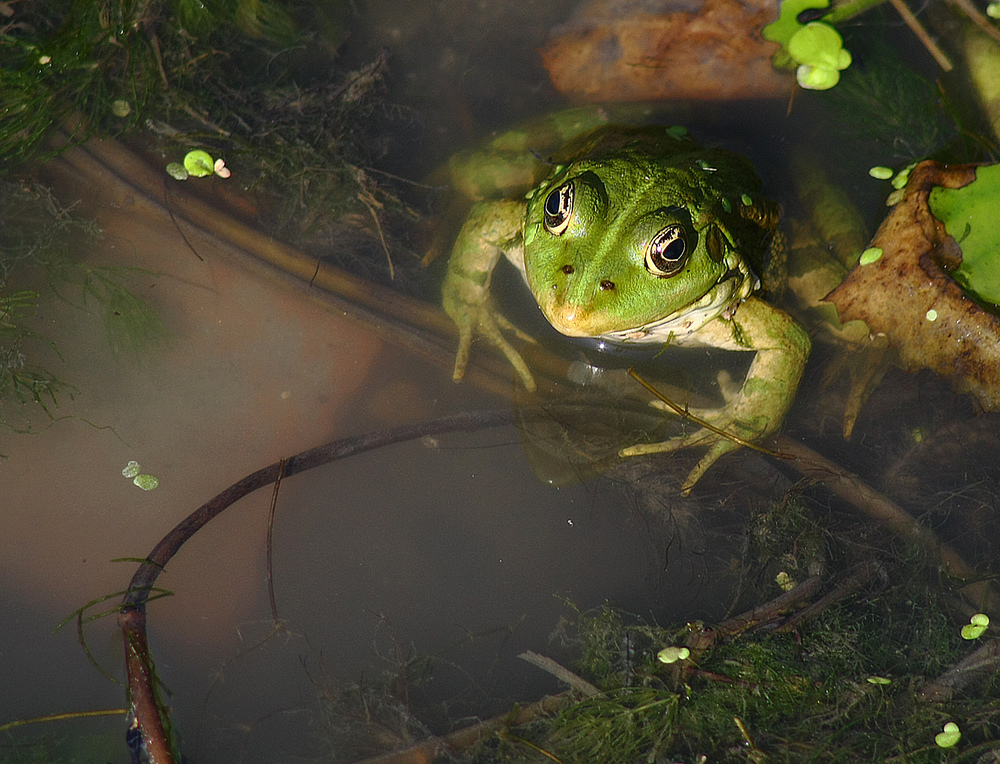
645,225,687,277
543,183,574,235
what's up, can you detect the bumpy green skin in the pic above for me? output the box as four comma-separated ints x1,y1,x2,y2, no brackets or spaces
442,120,810,491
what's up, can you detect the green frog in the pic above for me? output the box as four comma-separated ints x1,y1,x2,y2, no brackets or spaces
441,112,811,492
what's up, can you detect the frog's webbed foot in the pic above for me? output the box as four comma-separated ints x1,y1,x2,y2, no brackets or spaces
620,369,771,493
447,294,537,392
620,404,764,495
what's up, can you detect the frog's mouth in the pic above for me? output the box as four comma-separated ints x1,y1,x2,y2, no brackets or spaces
596,268,757,345
541,303,597,337
538,263,757,341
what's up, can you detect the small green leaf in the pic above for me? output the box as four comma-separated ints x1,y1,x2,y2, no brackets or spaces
762,0,831,67
961,613,990,639
866,676,891,685
183,150,215,177
961,623,987,639
787,23,851,90
166,163,189,180
891,163,916,190
122,460,141,478
869,166,893,180
859,247,883,265
657,646,691,664
797,65,841,90
788,23,849,69
133,474,160,491
935,722,961,748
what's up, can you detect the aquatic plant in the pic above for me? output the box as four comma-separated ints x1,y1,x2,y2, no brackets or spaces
0,181,165,438
0,0,416,282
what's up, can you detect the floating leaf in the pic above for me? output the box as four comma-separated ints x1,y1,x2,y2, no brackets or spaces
961,613,989,639
775,571,795,591
859,247,882,265
183,150,215,178
122,460,141,478
762,0,831,69
788,23,851,90
166,163,189,180
133,474,159,491
657,646,690,664
935,722,961,748
929,163,1000,305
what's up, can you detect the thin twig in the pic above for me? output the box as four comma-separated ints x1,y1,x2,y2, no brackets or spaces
774,436,998,614
119,410,517,763
947,0,1000,45
774,561,882,633
351,692,572,764
627,367,788,457
888,0,953,71
519,650,600,697
359,189,394,280
265,458,285,626
0,708,127,732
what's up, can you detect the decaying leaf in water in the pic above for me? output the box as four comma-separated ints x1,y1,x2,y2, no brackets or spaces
540,0,791,101
827,161,1000,411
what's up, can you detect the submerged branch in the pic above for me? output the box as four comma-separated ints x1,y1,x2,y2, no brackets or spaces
774,436,998,614
519,650,601,697
920,636,1000,701
351,693,572,764
119,409,516,764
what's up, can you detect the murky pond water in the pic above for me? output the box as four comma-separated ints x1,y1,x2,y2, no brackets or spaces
4,1,1000,762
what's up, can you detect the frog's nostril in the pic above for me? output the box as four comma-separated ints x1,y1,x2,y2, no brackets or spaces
561,264,574,274
599,280,615,291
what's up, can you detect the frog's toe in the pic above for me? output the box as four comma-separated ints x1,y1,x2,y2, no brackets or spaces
619,426,741,494
487,326,536,391
447,302,536,391
618,426,717,458
451,325,474,383
680,439,740,495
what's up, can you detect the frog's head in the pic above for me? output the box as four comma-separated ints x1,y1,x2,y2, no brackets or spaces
522,157,748,338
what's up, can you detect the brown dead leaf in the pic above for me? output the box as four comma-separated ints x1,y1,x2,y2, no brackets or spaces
827,161,1000,411
541,0,791,101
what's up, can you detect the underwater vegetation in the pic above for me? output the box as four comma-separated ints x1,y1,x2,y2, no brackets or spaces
0,180,168,439
0,0,417,280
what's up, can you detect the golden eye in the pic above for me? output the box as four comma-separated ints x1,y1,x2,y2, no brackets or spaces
543,183,574,235
645,225,687,277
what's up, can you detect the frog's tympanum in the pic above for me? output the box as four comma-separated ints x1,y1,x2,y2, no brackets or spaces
442,122,810,491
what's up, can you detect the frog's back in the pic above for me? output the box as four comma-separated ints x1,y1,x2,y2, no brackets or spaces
551,125,757,190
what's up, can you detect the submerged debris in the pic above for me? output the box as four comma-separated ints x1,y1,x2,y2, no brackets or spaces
828,160,1000,411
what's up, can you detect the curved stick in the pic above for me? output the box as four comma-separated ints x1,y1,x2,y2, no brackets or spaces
119,409,515,764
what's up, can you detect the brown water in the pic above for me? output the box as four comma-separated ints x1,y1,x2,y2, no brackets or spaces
3,1,994,762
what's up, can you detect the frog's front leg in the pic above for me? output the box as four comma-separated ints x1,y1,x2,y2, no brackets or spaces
442,199,537,391
622,296,810,493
